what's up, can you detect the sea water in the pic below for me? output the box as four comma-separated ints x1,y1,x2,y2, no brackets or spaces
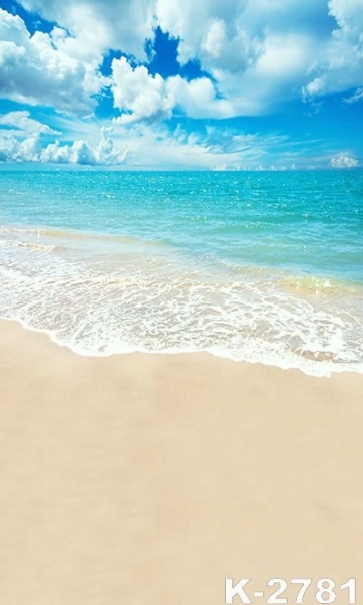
0,169,362,376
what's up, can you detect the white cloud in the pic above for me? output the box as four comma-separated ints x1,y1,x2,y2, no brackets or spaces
0,128,128,165
167,75,234,118
0,8,104,114
304,0,363,99
96,127,129,165
2,0,363,125
154,0,327,115
155,1,339,118
330,153,359,168
112,57,175,124
0,111,59,136
112,123,240,169
155,0,249,66
8,0,332,120
18,0,156,59
0,110,340,170
40,129,129,165
106,120,312,170
328,0,362,35
41,140,97,165
344,87,363,104
110,57,237,123
202,18,226,59
0,135,40,162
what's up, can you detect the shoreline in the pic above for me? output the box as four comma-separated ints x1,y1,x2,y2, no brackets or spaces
1,319,363,604
2,316,362,378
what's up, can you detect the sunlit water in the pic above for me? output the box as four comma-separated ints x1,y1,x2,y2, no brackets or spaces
1,169,362,376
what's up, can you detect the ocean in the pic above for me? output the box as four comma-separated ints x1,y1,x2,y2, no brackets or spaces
0,169,362,376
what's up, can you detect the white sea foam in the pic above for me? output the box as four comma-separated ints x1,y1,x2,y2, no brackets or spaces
0,239,58,253
0,231,362,377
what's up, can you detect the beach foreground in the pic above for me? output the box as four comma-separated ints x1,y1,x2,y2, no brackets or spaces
1,320,363,605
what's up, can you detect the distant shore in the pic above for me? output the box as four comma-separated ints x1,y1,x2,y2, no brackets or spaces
1,319,363,605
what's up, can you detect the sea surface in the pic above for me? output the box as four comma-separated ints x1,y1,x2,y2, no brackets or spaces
0,169,362,376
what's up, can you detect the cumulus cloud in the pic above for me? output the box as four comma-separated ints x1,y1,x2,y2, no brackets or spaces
167,75,234,118
17,0,156,59
0,135,40,162
112,57,175,124
40,140,97,165
110,55,242,123
0,124,221,168
0,106,339,170
5,0,362,121
0,0,322,121
155,0,250,66
0,0,361,172
41,129,128,165
110,54,236,123
304,0,363,99
0,128,128,165
330,153,359,168
154,0,327,114
0,8,103,114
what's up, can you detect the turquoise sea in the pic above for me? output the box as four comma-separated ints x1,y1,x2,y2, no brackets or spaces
0,169,362,376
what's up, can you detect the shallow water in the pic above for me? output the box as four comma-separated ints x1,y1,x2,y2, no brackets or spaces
1,169,362,375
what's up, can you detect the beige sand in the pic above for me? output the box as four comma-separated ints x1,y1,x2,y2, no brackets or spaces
1,319,363,605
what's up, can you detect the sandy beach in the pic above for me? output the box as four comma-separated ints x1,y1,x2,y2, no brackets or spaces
1,319,363,605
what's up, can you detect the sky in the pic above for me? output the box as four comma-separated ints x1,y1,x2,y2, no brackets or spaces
0,0,362,169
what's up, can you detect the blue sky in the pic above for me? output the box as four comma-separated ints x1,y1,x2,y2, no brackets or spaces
0,0,362,169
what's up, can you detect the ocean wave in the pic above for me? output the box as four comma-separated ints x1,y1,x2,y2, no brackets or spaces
0,247,362,377
0,224,168,247
0,239,60,253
